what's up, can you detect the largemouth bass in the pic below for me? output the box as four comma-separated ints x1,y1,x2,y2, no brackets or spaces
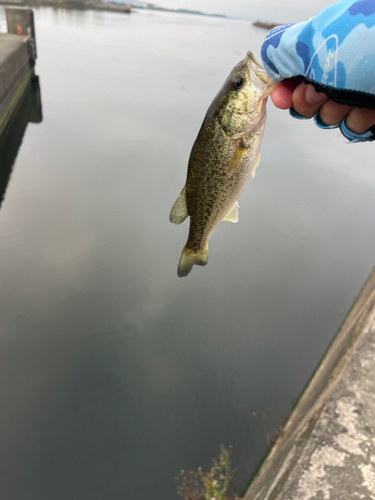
170,52,277,278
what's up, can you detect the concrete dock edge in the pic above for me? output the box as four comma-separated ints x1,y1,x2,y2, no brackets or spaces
244,267,375,500
0,6,37,138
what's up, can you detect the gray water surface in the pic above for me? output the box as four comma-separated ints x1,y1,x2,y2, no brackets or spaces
0,7,375,500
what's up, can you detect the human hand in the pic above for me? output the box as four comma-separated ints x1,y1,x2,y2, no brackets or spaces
261,0,375,142
271,81,375,135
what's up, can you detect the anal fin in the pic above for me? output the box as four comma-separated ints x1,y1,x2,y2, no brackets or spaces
170,187,188,225
251,153,260,179
223,201,239,223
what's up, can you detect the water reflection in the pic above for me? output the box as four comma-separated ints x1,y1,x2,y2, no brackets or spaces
0,8,375,500
0,76,42,208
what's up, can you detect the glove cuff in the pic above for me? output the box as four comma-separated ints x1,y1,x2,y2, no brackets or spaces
340,120,374,142
289,108,375,142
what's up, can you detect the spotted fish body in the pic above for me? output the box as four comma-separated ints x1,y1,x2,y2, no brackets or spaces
170,52,277,278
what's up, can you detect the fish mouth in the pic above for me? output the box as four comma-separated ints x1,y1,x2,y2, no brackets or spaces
245,51,278,94
246,51,263,68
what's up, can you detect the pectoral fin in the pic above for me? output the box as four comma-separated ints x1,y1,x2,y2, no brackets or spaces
170,187,188,225
251,153,260,179
228,147,247,178
223,202,239,223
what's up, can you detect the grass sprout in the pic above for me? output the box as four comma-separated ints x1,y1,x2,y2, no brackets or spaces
175,445,240,500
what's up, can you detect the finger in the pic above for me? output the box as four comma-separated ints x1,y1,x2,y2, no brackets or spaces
318,100,352,126
292,82,327,117
270,81,297,110
345,107,375,134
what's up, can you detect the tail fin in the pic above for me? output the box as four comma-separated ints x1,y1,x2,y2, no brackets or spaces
177,246,208,278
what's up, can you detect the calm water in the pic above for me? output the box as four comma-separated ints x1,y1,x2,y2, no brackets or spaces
0,6,375,500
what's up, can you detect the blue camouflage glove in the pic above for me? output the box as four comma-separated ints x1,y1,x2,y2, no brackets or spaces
260,0,375,142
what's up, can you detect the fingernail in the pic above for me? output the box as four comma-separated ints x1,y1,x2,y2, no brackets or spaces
305,84,326,104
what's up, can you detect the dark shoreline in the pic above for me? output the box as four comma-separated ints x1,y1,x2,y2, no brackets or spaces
0,0,229,18
0,0,131,12
252,21,283,29
131,4,227,19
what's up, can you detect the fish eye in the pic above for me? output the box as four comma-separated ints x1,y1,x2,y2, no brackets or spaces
232,77,244,91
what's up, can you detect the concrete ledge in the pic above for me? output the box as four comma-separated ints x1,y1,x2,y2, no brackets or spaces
0,34,29,102
0,34,33,137
0,6,37,139
244,268,375,500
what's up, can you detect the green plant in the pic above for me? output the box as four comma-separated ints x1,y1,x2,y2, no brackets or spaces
175,445,239,500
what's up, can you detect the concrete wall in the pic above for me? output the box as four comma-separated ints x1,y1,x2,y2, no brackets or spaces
6,6,33,36
0,7,37,138
0,75,42,208
6,6,37,59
